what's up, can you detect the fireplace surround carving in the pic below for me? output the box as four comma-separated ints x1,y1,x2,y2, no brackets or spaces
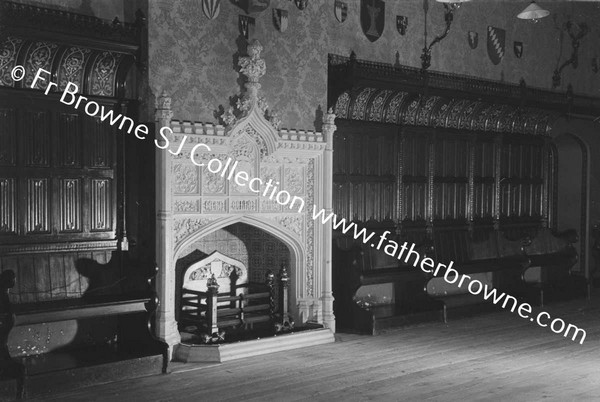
154,40,336,354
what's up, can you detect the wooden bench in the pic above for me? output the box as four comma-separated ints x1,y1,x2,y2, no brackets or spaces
1,267,168,399
180,266,293,343
333,231,444,335
429,227,585,315
426,227,531,320
520,228,586,305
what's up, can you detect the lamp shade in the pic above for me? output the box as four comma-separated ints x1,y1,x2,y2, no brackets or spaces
517,1,550,20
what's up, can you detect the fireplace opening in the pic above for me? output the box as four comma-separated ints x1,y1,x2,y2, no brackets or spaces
175,222,297,343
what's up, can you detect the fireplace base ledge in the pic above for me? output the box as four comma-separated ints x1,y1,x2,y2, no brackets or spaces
173,328,335,363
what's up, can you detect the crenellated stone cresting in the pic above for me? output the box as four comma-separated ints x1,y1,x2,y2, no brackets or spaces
169,121,325,143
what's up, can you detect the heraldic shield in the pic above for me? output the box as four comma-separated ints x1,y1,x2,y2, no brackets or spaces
361,0,385,42
396,16,408,36
335,0,348,23
487,26,506,65
468,31,478,49
514,41,523,58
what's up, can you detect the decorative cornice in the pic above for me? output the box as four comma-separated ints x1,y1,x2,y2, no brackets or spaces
328,53,600,120
0,1,143,47
334,86,553,136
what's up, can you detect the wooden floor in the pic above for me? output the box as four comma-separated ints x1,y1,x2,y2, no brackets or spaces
36,296,600,401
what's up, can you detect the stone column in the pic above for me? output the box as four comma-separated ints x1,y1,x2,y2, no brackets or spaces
321,109,336,332
155,92,181,356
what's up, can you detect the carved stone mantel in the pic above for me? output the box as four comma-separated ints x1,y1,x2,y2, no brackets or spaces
154,40,336,355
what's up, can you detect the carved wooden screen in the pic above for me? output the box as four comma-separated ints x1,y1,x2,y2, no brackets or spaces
499,135,546,223
0,96,117,244
431,131,470,223
473,136,496,224
332,123,397,227
333,120,551,233
400,128,428,224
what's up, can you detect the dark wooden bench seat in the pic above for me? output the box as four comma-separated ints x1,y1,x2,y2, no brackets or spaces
2,275,168,399
520,228,586,305
14,293,155,326
333,226,585,334
333,233,444,335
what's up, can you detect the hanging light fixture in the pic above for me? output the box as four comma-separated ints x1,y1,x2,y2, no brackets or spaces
517,1,550,23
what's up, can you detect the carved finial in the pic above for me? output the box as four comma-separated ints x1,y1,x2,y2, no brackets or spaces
207,274,219,291
239,39,266,85
279,264,289,281
238,39,267,113
322,108,337,148
323,108,336,125
157,91,171,110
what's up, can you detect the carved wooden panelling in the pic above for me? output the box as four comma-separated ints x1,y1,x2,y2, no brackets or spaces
0,108,16,166
57,47,92,91
0,179,16,234
90,52,124,97
60,179,81,232
87,117,113,168
432,137,469,221
0,249,113,303
499,140,544,219
401,132,429,223
473,140,496,220
91,179,112,231
24,41,59,90
26,178,49,233
59,114,81,167
333,127,398,224
333,120,551,232
24,111,50,167
0,37,25,87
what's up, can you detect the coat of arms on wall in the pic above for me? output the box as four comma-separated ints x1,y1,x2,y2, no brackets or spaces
361,0,385,42
273,9,288,32
396,16,407,36
334,1,348,23
239,15,255,39
514,41,523,59
468,31,478,49
202,0,221,19
487,26,505,65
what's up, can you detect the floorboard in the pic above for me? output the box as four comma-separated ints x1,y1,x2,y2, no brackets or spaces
34,295,600,401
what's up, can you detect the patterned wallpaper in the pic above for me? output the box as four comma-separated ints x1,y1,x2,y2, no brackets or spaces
148,0,600,130
177,222,290,284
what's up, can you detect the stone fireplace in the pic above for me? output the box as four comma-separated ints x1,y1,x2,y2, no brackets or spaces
153,40,336,356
